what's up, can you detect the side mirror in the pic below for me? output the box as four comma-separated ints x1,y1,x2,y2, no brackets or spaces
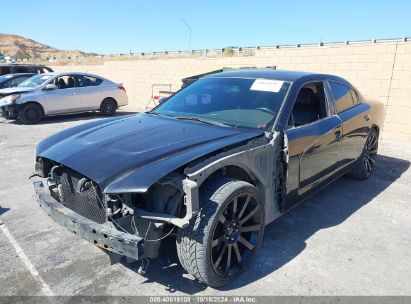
44,84,58,90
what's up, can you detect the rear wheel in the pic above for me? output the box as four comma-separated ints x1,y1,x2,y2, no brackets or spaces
100,98,117,116
176,177,265,287
348,129,378,180
18,103,43,124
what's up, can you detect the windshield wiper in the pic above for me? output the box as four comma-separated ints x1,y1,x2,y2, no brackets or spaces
145,111,160,115
174,116,229,127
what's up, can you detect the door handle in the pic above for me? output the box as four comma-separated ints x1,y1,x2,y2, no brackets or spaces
364,115,370,121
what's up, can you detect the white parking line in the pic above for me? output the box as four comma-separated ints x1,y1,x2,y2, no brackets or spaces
0,224,54,296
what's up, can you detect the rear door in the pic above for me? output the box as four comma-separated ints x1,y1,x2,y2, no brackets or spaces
43,75,82,114
284,81,343,210
76,75,105,110
327,81,369,165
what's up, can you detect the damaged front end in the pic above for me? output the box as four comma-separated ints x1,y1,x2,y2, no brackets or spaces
33,160,197,262
32,123,283,265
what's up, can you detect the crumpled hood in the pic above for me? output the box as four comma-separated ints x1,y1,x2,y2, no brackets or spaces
36,113,264,193
0,87,34,96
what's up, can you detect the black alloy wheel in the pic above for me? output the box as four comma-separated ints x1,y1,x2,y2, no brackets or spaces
363,130,378,178
209,191,264,279
176,178,265,287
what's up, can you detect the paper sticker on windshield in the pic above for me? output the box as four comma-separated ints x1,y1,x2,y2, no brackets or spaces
201,94,211,104
186,94,198,105
250,79,284,93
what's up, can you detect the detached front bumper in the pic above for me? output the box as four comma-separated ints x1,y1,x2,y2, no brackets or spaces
33,181,144,260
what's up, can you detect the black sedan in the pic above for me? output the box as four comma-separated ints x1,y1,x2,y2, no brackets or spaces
32,69,384,287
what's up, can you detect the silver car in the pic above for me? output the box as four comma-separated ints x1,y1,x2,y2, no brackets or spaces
0,72,128,123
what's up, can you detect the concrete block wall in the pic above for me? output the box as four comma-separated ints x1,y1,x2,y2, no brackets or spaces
52,40,411,142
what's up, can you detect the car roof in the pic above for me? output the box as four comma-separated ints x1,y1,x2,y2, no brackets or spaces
43,71,106,79
204,69,351,85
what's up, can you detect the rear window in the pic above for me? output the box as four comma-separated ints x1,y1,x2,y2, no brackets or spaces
329,82,355,113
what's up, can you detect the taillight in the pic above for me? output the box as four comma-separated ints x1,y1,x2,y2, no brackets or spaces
118,86,126,93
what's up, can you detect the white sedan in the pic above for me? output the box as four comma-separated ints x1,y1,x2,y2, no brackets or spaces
0,72,128,123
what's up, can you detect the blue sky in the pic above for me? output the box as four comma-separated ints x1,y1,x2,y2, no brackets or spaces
1,0,410,54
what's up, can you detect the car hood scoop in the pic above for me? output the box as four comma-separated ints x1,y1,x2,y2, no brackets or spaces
37,113,263,193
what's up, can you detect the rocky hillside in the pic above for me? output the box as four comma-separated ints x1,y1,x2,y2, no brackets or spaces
0,33,89,59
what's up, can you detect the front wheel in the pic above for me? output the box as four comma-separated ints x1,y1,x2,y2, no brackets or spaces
348,129,378,180
18,103,43,124
176,178,265,287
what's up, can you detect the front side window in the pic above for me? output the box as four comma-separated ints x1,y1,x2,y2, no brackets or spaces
290,82,328,127
329,82,355,113
53,75,78,89
153,77,291,130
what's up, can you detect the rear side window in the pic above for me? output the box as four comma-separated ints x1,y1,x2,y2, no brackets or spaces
329,82,355,113
78,75,103,87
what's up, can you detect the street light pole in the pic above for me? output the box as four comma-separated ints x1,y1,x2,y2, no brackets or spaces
179,19,192,52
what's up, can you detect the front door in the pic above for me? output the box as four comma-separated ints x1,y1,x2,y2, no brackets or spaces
43,75,82,114
283,81,342,211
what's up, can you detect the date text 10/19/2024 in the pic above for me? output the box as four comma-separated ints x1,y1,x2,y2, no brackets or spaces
149,296,257,303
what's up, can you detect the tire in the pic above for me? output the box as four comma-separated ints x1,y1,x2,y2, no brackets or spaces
348,129,378,180
1,109,12,119
18,103,43,124
100,98,117,116
176,177,265,287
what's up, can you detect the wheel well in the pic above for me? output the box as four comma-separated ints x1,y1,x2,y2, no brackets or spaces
21,101,44,115
198,165,261,192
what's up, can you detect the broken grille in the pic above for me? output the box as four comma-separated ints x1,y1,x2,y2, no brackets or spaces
59,168,106,224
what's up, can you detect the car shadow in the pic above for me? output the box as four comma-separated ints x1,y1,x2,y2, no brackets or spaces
8,111,138,125
124,237,207,294
0,206,10,224
0,207,10,216
122,154,409,293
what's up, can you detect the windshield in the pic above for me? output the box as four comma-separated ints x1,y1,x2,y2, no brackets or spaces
18,74,52,88
153,77,291,130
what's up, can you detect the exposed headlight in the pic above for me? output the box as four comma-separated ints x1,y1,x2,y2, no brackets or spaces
0,94,21,107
